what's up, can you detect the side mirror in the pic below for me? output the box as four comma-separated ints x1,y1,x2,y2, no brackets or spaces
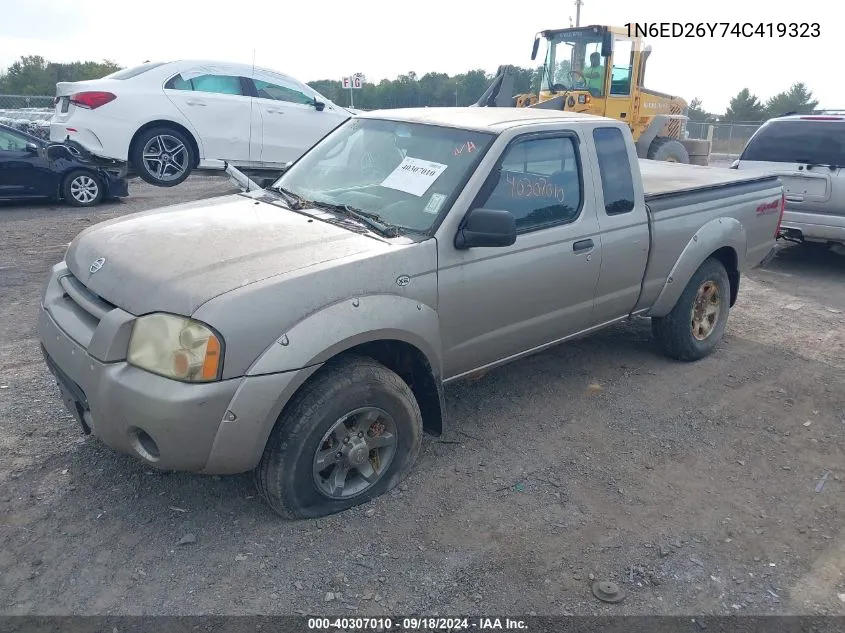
601,31,613,58
313,98,326,111
531,35,541,61
455,207,516,249
25,142,38,153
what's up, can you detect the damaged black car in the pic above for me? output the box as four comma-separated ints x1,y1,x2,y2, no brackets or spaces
0,123,129,208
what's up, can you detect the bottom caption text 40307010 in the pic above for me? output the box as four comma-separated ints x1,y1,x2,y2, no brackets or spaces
308,617,528,631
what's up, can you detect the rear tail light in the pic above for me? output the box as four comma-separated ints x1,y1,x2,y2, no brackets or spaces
69,91,116,109
775,191,785,238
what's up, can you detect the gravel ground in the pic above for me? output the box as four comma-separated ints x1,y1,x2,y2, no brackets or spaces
1,175,844,616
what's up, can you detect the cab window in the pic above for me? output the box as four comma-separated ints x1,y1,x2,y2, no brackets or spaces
477,136,583,233
741,120,845,165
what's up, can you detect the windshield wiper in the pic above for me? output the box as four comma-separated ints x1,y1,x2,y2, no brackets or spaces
306,200,401,238
271,185,306,210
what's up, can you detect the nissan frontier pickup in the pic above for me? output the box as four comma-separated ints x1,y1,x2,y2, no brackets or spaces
37,108,784,518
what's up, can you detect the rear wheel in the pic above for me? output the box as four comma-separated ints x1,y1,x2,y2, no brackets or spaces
255,355,423,519
648,137,690,163
62,170,104,207
652,257,731,361
130,126,194,187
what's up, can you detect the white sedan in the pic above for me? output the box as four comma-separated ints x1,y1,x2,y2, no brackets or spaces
50,60,353,187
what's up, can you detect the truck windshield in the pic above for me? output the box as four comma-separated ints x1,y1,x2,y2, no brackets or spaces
542,33,607,96
272,118,494,233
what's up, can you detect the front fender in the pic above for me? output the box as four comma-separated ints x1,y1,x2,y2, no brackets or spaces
246,294,442,377
647,217,746,317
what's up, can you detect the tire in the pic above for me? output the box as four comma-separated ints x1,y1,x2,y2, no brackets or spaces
651,257,731,361
648,137,690,163
62,170,104,207
254,354,423,519
130,126,195,187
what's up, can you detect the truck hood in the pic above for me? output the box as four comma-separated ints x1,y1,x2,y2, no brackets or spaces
65,194,385,316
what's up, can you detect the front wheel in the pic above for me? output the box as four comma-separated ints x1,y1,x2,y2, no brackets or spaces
254,355,423,519
652,257,731,361
130,126,194,187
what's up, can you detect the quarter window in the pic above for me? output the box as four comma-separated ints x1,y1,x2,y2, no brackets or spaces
477,136,582,233
593,127,635,215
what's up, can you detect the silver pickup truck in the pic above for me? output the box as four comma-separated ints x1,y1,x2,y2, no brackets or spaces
37,108,784,519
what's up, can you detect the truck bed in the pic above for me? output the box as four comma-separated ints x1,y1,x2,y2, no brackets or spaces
638,158,779,203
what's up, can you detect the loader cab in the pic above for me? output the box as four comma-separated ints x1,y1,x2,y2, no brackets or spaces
533,25,639,121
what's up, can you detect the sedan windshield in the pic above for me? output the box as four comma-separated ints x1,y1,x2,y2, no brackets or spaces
272,118,495,233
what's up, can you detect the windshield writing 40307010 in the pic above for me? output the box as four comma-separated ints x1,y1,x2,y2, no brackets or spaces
505,173,566,203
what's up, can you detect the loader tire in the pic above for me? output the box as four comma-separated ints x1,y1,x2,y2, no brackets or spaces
648,137,690,163
652,257,731,361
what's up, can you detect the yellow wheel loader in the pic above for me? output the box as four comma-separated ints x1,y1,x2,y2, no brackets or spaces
473,24,711,164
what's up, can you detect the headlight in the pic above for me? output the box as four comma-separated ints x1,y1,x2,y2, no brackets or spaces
127,313,223,382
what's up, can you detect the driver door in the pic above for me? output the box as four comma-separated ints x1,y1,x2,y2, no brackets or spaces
437,132,603,379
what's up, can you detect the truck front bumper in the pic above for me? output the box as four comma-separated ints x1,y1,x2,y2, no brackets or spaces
37,304,314,475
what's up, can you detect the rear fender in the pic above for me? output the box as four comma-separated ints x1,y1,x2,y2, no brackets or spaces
647,217,746,317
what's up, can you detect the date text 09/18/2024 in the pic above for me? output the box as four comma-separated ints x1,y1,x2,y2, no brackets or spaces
307,617,528,630
625,22,820,38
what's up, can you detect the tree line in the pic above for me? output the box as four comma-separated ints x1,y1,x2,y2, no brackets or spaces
0,55,819,123
0,55,121,97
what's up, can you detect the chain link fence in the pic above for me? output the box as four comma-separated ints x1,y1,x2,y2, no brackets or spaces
0,94,54,110
0,94,55,140
686,121,763,158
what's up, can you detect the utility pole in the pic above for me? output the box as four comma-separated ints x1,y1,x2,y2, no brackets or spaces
575,0,582,26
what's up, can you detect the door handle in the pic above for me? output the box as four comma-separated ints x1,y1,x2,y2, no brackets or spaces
266,109,284,114
573,238,594,252
185,100,206,106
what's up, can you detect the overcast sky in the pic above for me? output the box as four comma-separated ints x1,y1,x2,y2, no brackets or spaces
0,0,835,113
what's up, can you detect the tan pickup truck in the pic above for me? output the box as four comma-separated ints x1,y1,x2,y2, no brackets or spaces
38,108,784,519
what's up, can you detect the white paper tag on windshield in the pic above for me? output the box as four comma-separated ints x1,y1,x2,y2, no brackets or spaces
380,157,447,197
423,193,447,214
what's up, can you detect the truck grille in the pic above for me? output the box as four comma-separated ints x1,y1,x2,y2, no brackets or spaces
58,272,115,324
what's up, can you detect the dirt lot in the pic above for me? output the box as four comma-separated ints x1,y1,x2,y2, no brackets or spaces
1,176,844,616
